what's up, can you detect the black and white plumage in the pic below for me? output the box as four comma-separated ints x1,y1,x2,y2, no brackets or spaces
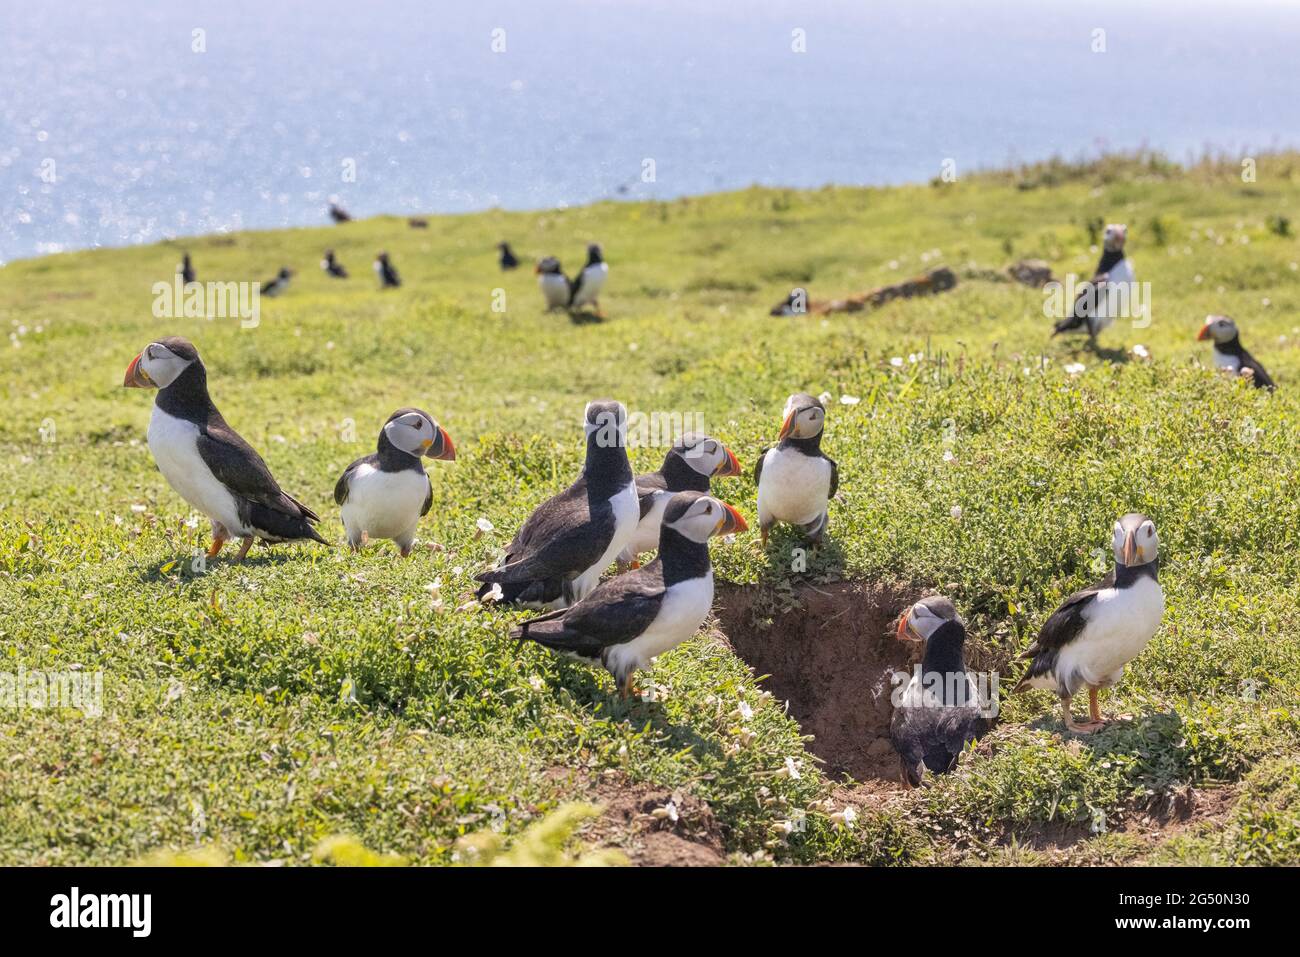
262,267,293,297
498,242,520,270
1197,315,1276,390
374,252,401,289
618,432,741,566
475,400,639,609
321,249,348,279
770,288,808,316
535,257,571,310
179,252,195,285
334,408,455,557
890,596,991,787
754,392,839,546
123,337,327,560
1052,223,1135,339
569,243,608,313
512,491,746,696
329,203,352,223
1014,513,1164,733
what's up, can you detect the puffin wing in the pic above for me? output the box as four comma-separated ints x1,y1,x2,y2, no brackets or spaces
421,475,433,517
333,454,371,506
753,447,770,486
1239,347,1276,389
475,480,611,587
1015,571,1113,690
635,471,669,519
512,563,666,658
826,454,839,498
567,269,584,305
196,419,318,521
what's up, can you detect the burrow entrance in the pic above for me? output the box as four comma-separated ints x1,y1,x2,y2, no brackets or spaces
714,580,925,783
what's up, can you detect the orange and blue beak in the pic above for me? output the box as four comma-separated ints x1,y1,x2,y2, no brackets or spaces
714,445,742,477
1121,530,1137,565
425,426,456,461
717,502,748,535
778,410,797,440
123,352,153,388
1196,324,1213,341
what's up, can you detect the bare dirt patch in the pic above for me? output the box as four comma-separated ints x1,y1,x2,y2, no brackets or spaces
714,580,928,783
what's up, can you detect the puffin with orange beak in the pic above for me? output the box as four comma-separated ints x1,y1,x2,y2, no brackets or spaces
1014,513,1164,733
334,408,455,557
512,491,746,698
1197,315,1276,390
536,256,571,311
754,393,838,546
123,336,327,560
890,595,991,787
618,432,743,568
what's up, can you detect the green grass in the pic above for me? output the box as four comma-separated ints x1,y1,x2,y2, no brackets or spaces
2,152,1299,865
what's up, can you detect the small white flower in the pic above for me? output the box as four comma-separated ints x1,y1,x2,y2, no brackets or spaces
1194,274,1204,284
950,505,963,521
651,800,680,823
839,394,860,405
1064,362,1086,375
890,356,904,368
1130,344,1150,359
817,391,832,405
184,515,200,529
737,700,754,721
528,675,545,692
942,450,955,463
481,583,504,604
423,579,442,594
628,342,639,351
130,503,146,513
475,516,495,535
783,756,802,780
829,806,858,828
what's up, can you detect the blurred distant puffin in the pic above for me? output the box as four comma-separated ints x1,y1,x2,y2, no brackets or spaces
891,596,991,787
569,244,608,313
1014,513,1164,733
329,202,352,223
619,432,742,567
1052,223,1134,339
123,336,326,559
263,267,293,297
770,287,809,316
321,249,348,279
754,393,838,546
498,242,520,270
512,491,746,697
374,251,401,288
1197,315,1276,390
334,409,455,557
475,400,638,609
536,257,571,311
179,252,195,284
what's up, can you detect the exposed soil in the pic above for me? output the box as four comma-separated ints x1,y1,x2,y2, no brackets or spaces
714,580,928,783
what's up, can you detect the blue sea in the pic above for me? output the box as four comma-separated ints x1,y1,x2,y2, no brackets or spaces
3,0,1299,263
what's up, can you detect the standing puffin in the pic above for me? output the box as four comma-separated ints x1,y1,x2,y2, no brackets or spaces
535,257,571,311
498,242,520,270
1052,223,1135,339
1197,315,1276,390
123,337,326,559
755,393,838,546
179,252,195,285
475,400,638,609
263,267,293,297
569,243,608,313
512,491,746,697
890,596,991,787
334,409,455,557
618,432,742,567
1014,513,1164,733
374,252,401,289
329,202,352,223
321,249,348,279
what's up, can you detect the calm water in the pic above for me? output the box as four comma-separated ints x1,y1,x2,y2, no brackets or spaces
3,0,1299,262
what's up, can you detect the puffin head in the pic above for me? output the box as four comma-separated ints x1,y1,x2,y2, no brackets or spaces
1103,223,1127,252
1197,314,1238,344
586,243,603,265
662,491,747,543
584,399,628,449
673,432,742,478
123,336,201,390
1113,513,1158,567
897,595,962,642
383,408,455,460
535,256,563,276
278,267,293,279
498,241,511,252
778,392,826,441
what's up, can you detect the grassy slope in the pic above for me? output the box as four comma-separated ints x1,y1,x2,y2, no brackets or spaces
1,154,1298,865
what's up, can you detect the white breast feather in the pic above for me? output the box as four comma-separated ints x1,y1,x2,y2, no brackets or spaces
1212,347,1242,373
620,490,670,562
605,571,713,678
340,464,429,544
147,406,245,534
539,272,570,308
571,263,608,307
757,448,831,526
1055,576,1164,690
570,481,640,602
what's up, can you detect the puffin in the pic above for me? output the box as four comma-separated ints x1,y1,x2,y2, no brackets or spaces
498,242,520,270
891,595,991,787
569,243,608,313
512,491,746,697
329,203,352,223
321,249,348,279
1014,513,1164,733
1197,315,1276,390
535,257,571,311
475,400,639,609
374,252,401,289
263,267,293,297
1052,223,1135,339
618,432,742,568
334,408,455,557
754,393,838,546
769,288,808,317
179,252,195,285
123,336,327,560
